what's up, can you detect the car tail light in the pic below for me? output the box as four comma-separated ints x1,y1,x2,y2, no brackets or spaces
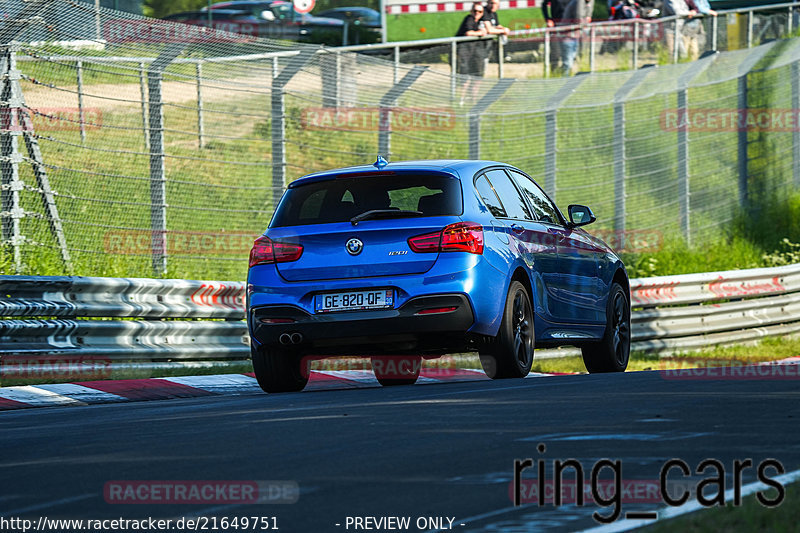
249,236,303,267
408,222,484,255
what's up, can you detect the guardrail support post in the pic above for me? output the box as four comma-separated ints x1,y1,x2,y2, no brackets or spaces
468,79,514,160
378,65,426,159
272,50,315,213
76,60,86,144
196,61,204,149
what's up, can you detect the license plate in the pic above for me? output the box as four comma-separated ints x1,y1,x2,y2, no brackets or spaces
315,289,394,313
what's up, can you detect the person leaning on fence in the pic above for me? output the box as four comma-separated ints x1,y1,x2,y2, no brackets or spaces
482,0,511,63
455,2,489,105
559,0,594,76
542,0,571,70
663,0,699,60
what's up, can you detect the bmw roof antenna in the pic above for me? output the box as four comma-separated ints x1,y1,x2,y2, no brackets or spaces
373,155,388,170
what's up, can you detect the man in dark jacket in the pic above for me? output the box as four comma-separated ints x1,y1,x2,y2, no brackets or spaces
455,2,488,104
541,0,571,70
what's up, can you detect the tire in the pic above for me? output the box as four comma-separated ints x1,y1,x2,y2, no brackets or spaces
371,356,421,386
582,282,631,373
251,344,309,393
479,280,534,379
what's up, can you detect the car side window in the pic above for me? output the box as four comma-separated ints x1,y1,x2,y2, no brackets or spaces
475,175,507,218
508,170,562,225
483,169,532,220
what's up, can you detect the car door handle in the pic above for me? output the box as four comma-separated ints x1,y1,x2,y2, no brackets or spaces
547,228,566,241
510,224,525,235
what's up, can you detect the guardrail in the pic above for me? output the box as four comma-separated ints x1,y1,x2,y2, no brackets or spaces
1,263,799,374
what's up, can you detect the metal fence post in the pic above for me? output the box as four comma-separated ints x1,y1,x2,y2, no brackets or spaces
272,50,315,210
736,45,774,211
139,62,149,152
393,46,399,84
76,60,86,144
543,75,587,202
675,53,719,243
747,10,753,48
612,68,652,248
147,44,184,277
544,29,551,78
196,61,204,149
633,21,639,70
378,66,426,159
1,46,23,272
451,40,457,101
589,25,595,72
498,36,504,78
789,6,794,35
673,19,680,63
794,60,800,189
468,79,514,160
711,15,718,51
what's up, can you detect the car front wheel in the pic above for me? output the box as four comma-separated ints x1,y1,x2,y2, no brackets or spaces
581,282,630,373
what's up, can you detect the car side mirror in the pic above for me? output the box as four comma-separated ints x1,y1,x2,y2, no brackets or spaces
260,10,275,21
568,204,596,228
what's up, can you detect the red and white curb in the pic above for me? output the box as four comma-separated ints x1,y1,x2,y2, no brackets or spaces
385,1,539,15
0,368,567,411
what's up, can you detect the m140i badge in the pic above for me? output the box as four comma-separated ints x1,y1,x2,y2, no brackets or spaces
388,251,408,256
346,238,363,255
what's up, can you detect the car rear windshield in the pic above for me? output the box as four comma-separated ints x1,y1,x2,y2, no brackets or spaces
270,173,463,227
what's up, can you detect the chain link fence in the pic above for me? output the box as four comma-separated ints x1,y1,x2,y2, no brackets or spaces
1,0,800,281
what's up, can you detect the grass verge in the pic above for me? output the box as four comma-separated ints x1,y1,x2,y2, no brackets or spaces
643,485,800,533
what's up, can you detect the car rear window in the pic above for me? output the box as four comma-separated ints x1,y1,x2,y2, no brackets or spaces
270,173,463,227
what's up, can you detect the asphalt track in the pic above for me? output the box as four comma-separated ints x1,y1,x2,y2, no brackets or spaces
2,369,799,532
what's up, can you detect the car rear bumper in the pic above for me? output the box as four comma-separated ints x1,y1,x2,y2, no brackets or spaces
249,294,474,354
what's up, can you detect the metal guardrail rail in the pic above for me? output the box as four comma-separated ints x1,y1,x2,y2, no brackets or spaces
1,263,799,371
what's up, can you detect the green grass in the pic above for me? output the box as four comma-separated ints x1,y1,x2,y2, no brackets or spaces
386,9,544,42
528,334,800,375
643,485,800,533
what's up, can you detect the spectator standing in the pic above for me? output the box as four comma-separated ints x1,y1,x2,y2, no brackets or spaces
542,0,571,70
663,0,698,59
482,0,511,66
560,0,594,75
456,2,489,104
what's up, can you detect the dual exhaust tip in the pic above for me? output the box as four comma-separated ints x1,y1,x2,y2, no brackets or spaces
279,332,304,345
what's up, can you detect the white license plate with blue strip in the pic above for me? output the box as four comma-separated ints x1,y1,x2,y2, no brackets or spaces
315,289,394,313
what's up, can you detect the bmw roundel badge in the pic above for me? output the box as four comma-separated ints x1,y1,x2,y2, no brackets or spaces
346,238,363,256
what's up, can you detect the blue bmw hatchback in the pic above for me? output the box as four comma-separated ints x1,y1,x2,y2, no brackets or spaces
247,159,630,392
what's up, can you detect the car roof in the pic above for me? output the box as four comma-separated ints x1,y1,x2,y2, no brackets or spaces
289,159,507,188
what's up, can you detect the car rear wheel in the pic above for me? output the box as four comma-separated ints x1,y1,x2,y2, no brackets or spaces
371,356,422,386
480,281,534,379
251,344,309,393
581,282,630,373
